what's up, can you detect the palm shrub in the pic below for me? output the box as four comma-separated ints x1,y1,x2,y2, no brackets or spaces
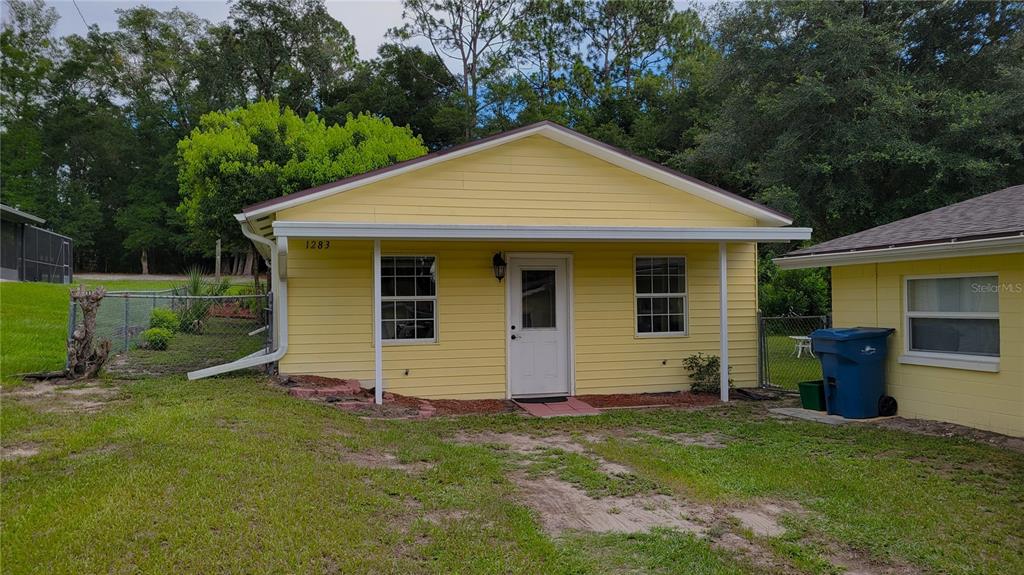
682,353,733,395
177,266,229,333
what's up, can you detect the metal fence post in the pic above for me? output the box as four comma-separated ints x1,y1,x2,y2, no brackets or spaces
123,294,130,352
65,296,77,370
756,311,763,388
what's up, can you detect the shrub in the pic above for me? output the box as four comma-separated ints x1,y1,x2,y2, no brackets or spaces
177,266,231,333
141,327,173,350
682,353,733,395
150,308,179,332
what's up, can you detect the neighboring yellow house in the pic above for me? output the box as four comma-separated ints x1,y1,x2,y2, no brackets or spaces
191,121,810,403
777,185,1023,437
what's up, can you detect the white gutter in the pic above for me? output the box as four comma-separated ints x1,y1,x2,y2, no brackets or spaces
188,216,289,380
774,234,1024,269
271,221,812,242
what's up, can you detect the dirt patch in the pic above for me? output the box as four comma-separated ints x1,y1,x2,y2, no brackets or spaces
4,380,122,414
336,449,433,473
577,391,719,409
730,507,785,537
641,431,729,449
870,417,1024,454
713,533,795,573
516,474,711,534
824,546,922,575
454,431,589,455
1,443,41,460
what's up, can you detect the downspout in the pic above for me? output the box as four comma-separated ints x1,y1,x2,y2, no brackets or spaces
187,216,289,380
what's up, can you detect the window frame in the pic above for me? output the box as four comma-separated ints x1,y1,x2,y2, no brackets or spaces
380,254,439,345
901,272,1000,367
633,255,688,338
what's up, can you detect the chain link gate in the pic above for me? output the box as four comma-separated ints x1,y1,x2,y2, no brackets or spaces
758,314,830,391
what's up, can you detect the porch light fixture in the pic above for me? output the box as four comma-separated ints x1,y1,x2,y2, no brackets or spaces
492,252,507,282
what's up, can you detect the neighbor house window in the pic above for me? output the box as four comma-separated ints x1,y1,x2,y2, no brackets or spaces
381,256,436,342
635,256,686,335
905,275,999,357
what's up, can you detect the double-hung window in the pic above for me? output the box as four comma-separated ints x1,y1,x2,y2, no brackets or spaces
635,256,687,335
381,256,436,342
905,274,999,361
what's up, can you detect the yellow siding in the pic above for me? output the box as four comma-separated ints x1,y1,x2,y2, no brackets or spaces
281,240,758,400
277,135,756,227
832,254,1024,437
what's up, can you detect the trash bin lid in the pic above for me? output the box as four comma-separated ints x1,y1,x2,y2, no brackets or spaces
811,327,895,341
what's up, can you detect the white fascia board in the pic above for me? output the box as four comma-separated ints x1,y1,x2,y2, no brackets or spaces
774,235,1024,269
271,221,812,242
242,124,792,226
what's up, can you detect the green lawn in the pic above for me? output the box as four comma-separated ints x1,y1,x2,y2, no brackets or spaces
3,281,1022,574
763,335,823,390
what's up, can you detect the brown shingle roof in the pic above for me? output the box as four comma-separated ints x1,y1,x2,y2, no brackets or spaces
785,185,1024,257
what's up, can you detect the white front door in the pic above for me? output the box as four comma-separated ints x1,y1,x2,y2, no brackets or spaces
508,256,570,397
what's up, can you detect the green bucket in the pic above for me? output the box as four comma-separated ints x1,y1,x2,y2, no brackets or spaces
798,380,826,411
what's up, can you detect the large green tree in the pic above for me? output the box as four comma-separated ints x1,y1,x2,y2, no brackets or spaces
680,0,1024,242
322,44,464,150
177,100,428,254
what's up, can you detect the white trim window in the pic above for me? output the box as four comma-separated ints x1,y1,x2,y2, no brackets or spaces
635,256,687,336
381,255,437,342
905,274,999,359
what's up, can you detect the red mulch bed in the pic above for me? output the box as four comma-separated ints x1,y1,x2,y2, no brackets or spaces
576,391,719,409
279,375,718,416
209,302,257,319
387,393,518,415
287,374,360,388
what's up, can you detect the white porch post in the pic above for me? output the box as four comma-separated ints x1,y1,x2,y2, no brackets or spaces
718,242,730,402
373,239,383,405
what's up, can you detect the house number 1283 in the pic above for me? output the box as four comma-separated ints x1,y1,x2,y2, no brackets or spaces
305,240,331,250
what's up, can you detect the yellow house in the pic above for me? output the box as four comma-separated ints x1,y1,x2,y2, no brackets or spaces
777,185,1023,437
190,122,811,403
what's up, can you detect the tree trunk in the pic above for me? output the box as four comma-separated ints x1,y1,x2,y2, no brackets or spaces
66,286,110,380
243,247,255,277
140,249,149,275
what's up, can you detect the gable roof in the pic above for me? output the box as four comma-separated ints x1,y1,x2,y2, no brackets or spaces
776,185,1024,268
240,120,793,226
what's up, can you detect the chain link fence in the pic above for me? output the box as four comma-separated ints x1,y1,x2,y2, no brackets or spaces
759,315,830,390
68,288,271,377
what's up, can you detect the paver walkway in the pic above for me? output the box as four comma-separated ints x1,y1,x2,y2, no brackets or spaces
514,397,601,418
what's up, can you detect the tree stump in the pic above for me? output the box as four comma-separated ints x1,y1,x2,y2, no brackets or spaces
66,286,111,380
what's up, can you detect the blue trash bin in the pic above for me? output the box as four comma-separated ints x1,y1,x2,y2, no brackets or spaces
810,328,895,419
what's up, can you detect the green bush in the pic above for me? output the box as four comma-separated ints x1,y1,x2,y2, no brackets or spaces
141,327,173,351
759,252,830,316
150,308,180,332
682,353,733,395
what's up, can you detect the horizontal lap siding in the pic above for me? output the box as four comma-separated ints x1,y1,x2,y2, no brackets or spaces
277,135,756,228
832,255,1024,436
574,242,756,394
281,240,757,400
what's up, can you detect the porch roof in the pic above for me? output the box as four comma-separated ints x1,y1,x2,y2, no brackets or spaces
269,221,812,242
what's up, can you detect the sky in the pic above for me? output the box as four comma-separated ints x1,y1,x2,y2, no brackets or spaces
45,1,409,60
29,1,704,64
